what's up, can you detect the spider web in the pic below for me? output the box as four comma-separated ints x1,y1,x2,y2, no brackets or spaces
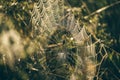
31,0,64,37
95,43,120,80
66,11,96,80
31,0,120,80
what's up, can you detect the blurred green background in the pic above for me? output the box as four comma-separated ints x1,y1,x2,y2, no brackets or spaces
0,0,120,80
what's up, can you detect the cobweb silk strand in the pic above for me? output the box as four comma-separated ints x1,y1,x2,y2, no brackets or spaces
31,0,96,80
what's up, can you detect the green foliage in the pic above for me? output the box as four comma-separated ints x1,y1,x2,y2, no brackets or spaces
0,0,120,80
0,0,33,37
46,28,77,80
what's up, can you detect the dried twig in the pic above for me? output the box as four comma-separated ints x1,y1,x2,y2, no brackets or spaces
84,1,120,19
